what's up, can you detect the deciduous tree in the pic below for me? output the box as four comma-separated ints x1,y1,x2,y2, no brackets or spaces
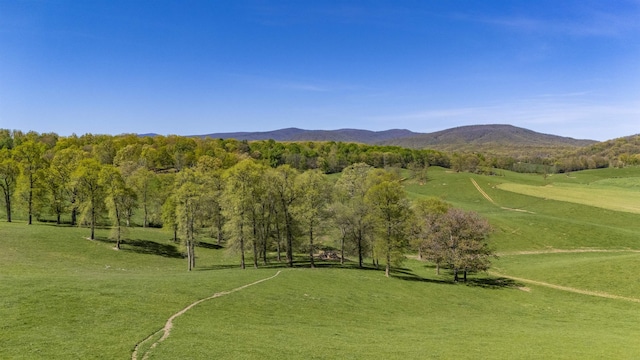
366,179,411,277
100,165,136,249
73,158,105,240
0,150,19,222
293,169,331,268
14,139,47,224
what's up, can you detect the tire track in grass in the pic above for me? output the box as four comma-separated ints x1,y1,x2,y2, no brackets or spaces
490,271,640,303
470,178,535,214
132,270,282,360
471,178,497,205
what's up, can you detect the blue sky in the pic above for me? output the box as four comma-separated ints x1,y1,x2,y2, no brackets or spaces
1,0,638,141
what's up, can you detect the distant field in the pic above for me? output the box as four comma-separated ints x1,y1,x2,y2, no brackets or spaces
497,181,640,214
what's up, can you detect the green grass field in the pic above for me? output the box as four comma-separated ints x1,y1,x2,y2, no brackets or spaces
2,166,640,359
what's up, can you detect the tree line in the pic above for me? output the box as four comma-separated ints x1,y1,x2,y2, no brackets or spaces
0,130,494,280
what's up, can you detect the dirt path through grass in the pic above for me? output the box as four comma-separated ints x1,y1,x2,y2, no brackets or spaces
490,271,640,303
131,270,282,360
498,248,640,256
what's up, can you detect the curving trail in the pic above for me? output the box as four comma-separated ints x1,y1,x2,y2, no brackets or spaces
490,271,640,303
132,270,282,360
498,248,640,256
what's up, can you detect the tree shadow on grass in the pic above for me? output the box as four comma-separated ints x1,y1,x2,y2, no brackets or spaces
465,277,523,289
122,239,183,258
196,241,223,250
92,237,183,259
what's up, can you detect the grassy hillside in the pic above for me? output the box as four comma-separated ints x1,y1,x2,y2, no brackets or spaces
3,166,640,359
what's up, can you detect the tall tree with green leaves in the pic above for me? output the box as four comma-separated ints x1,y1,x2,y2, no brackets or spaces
434,208,494,282
14,139,47,224
293,169,331,268
161,194,179,243
47,147,84,224
128,167,158,228
195,156,226,245
174,168,202,271
366,179,412,277
410,197,451,274
100,165,136,249
0,149,19,222
334,163,374,268
73,158,105,240
223,159,263,269
271,165,299,267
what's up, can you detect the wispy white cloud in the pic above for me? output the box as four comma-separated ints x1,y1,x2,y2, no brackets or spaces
456,3,640,38
274,81,330,92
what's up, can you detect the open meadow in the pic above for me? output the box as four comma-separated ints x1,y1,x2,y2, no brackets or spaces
2,166,640,359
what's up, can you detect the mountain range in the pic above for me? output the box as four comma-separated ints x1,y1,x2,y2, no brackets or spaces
186,124,598,151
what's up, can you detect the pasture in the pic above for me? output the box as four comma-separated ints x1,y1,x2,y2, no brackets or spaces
2,166,640,359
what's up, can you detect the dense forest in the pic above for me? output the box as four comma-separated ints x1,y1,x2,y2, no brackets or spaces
0,129,502,279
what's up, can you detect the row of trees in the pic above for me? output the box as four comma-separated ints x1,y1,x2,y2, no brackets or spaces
0,131,494,279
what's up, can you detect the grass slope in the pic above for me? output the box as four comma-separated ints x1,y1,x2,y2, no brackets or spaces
3,166,640,359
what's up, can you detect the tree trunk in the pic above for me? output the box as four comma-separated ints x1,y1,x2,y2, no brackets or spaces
436,262,440,275
56,212,61,225
28,183,33,225
454,268,459,282
357,228,363,268
262,223,268,265
385,254,390,277
463,269,467,282
284,209,293,267
240,222,246,270
71,206,77,226
90,204,96,240
143,203,148,228
275,220,282,262
252,217,259,269
187,239,192,271
217,214,223,246
115,228,121,249
340,230,345,266
252,236,258,269
309,225,315,268
192,242,196,270
4,192,11,222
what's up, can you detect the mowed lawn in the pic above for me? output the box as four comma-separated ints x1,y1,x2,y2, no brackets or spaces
3,166,640,359
497,181,640,214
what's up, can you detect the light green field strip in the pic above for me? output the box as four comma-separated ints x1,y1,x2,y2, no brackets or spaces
132,270,282,360
497,182,640,214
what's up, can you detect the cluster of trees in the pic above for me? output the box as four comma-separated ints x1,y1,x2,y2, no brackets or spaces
0,130,494,280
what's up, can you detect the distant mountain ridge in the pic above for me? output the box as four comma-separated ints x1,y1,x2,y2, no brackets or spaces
187,124,597,150
380,124,596,150
195,127,419,143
